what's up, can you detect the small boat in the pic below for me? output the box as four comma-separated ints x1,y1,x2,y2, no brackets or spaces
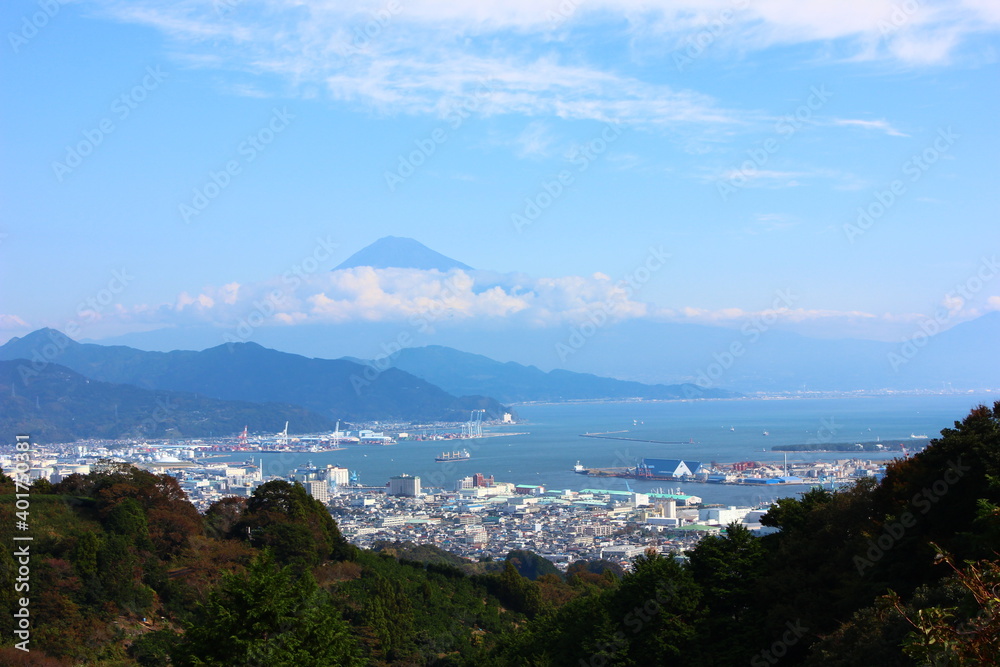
436,449,471,463
762,431,769,436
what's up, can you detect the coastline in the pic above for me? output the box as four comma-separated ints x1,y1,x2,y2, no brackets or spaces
507,389,998,408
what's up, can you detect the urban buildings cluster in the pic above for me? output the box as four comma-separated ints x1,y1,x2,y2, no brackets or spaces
4,437,893,570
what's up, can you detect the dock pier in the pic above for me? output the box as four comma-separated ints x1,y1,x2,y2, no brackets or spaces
580,431,694,445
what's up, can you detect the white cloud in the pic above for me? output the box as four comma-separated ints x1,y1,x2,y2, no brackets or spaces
718,168,809,186
78,265,944,341
514,121,555,158
8,265,991,344
942,293,966,314
175,292,215,310
831,118,909,136
86,0,1000,132
0,314,30,330
748,213,798,233
113,268,642,331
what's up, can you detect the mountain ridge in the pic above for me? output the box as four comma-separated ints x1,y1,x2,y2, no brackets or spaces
333,236,472,271
355,344,739,403
0,359,335,442
0,330,506,422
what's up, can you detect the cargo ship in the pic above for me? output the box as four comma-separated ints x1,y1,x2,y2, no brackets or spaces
435,449,471,463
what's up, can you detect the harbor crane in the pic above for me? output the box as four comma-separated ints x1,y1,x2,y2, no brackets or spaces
464,409,485,438
276,421,290,447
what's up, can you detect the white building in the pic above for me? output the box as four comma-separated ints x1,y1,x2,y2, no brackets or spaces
601,545,649,560
388,474,421,497
324,465,350,487
462,524,488,545
304,480,331,504
699,506,753,525
646,517,681,528
358,430,395,444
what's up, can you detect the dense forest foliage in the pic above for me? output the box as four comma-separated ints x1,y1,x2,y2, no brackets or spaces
1,402,998,665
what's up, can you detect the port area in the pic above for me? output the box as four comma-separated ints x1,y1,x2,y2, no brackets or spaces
581,467,813,485
580,456,887,486
411,431,530,442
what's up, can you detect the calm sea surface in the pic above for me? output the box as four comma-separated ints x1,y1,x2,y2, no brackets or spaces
217,394,1000,507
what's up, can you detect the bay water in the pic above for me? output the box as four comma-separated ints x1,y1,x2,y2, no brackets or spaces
219,394,999,508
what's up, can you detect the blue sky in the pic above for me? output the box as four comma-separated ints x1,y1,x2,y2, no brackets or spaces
2,0,999,347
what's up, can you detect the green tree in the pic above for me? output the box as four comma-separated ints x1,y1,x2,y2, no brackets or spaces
104,497,152,551
203,496,247,540
129,629,179,666
606,550,702,664
506,549,562,580
686,523,766,664
236,480,355,567
506,550,702,666
892,552,1000,666
173,551,362,667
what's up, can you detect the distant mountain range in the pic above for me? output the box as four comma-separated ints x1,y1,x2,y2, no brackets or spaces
333,236,472,271
349,345,737,403
548,314,1000,392
0,329,507,430
97,311,998,394
0,326,745,441
0,359,334,443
